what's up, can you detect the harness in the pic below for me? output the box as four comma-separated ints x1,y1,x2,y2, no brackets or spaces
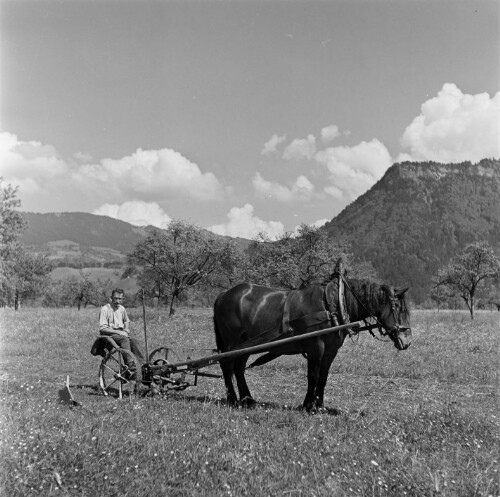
281,270,350,336
244,272,350,369
342,277,404,343
238,264,406,363
282,269,405,344
244,265,409,368
235,270,349,356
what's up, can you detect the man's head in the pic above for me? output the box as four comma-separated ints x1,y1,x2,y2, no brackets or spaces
110,289,125,307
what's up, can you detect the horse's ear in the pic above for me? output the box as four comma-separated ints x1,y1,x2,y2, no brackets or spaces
333,258,345,278
395,288,409,298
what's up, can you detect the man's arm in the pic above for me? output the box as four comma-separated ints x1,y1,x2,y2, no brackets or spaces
99,307,128,337
120,307,129,332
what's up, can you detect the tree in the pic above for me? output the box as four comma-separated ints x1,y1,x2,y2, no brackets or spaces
0,180,50,308
136,265,170,309
203,241,248,290
0,179,27,288
128,221,239,316
0,179,27,247
430,278,455,311
247,224,353,289
59,273,111,309
3,249,52,309
435,241,500,319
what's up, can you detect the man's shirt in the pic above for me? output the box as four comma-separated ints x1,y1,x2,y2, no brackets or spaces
99,303,130,333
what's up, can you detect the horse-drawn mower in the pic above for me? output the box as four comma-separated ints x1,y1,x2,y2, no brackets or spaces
91,265,411,408
91,321,362,399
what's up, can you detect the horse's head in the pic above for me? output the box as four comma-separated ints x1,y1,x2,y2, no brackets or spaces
378,287,412,351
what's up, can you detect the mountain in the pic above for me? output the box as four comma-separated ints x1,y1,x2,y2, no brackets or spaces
20,212,148,266
20,211,251,267
21,212,148,251
323,158,500,303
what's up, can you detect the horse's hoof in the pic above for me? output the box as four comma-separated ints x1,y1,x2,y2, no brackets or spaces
226,395,239,408
301,403,316,413
240,396,256,408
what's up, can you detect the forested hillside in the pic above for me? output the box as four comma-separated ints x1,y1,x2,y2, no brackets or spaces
21,212,147,252
20,212,251,267
323,159,500,303
19,212,148,267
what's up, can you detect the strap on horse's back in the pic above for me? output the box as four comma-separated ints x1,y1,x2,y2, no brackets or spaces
326,259,350,327
281,290,295,335
282,264,349,336
249,273,350,369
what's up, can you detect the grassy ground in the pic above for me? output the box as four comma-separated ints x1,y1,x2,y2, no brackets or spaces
0,307,498,496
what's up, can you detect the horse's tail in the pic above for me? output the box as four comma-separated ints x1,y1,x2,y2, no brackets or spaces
213,291,225,352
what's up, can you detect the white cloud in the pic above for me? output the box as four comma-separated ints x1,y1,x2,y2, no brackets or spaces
399,83,500,163
208,203,284,240
261,133,286,156
289,218,329,237
283,134,317,160
73,151,94,163
0,132,226,211
0,132,69,194
310,218,329,228
78,148,225,201
321,125,341,143
252,172,314,202
315,139,392,200
0,133,69,185
93,201,171,228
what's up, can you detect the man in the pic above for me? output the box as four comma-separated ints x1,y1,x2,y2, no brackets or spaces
99,289,146,374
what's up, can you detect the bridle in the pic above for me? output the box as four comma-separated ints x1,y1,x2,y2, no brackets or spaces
341,276,407,343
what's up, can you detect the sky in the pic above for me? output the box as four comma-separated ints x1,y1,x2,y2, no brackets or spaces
1,0,499,239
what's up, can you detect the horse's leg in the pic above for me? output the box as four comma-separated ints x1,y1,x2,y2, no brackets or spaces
302,340,325,412
234,355,255,407
314,349,339,409
220,359,238,407
315,332,348,409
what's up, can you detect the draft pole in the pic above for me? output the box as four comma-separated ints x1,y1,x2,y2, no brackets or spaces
142,288,150,361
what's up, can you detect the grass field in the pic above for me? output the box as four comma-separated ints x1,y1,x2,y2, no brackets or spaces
0,307,498,496
50,267,123,282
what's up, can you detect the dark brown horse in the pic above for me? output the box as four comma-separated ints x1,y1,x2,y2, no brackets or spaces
213,277,411,411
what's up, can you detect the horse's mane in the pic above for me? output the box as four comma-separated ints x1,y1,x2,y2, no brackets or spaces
347,278,391,302
344,278,410,318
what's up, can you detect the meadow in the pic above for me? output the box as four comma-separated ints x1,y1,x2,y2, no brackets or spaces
0,307,498,496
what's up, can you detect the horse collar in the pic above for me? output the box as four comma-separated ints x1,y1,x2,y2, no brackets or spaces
324,277,350,327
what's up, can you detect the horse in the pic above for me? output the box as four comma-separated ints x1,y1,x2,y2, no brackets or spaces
213,276,411,411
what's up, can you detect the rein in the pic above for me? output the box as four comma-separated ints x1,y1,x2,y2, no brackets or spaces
340,276,393,342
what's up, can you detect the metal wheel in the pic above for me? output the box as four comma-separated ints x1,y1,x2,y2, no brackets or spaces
147,347,189,390
148,347,181,366
99,347,142,398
